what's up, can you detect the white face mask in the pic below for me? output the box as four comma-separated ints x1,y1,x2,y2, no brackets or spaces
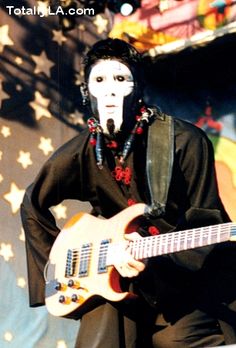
88,60,134,134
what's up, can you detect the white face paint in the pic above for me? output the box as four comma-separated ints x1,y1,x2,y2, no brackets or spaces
88,60,134,134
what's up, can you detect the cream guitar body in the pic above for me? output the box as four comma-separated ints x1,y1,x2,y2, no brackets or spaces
45,203,236,319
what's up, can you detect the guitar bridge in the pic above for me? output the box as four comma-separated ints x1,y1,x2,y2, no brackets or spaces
65,248,78,277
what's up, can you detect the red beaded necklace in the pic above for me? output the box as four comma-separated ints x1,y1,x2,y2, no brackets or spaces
87,105,154,169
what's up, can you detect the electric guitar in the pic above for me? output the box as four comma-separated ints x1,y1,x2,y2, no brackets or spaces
44,203,236,319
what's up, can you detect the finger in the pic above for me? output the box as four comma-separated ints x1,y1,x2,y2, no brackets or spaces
114,257,145,278
114,264,140,278
124,232,141,241
127,258,146,272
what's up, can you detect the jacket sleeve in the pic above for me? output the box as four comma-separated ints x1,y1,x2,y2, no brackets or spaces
168,120,230,271
21,136,86,307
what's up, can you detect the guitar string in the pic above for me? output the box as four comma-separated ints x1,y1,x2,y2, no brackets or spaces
71,223,234,260
68,223,235,265
70,230,231,263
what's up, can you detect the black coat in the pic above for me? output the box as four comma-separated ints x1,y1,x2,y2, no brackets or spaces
21,116,236,343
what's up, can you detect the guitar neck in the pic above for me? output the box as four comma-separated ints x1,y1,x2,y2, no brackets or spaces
127,222,235,260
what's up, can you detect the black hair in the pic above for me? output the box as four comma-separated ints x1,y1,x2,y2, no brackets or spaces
83,38,143,82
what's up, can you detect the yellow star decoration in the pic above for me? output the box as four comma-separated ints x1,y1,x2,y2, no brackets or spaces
0,25,14,53
37,1,50,16
69,109,85,126
52,30,67,45
19,227,25,242
4,182,25,214
15,56,23,65
0,79,10,108
29,91,52,121
0,243,14,262
1,125,11,138
93,15,108,34
17,150,33,169
56,340,67,348
52,203,67,220
4,331,13,342
38,137,54,156
78,24,85,31
17,277,26,288
0,174,3,183
31,50,55,77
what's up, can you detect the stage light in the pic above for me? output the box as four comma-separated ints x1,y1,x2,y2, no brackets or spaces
107,0,141,16
120,3,134,16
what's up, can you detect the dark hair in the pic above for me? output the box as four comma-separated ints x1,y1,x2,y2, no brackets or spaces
84,38,143,82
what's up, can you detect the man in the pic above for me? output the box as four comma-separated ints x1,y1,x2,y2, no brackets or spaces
21,38,236,347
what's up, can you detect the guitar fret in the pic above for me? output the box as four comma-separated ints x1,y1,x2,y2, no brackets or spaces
199,228,203,247
191,229,195,248
143,239,147,258
148,238,153,258
158,234,163,255
208,226,212,245
140,239,145,258
162,234,167,254
177,231,181,252
132,239,140,259
217,225,222,243
182,231,188,250
170,233,175,253
153,237,158,257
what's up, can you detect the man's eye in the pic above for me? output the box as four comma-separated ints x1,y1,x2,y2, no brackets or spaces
96,77,103,82
116,75,125,82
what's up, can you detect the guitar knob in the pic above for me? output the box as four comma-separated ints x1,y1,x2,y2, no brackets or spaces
55,282,67,291
55,282,62,291
58,295,71,304
59,295,65,303
71,294,78,302
68,279,80,289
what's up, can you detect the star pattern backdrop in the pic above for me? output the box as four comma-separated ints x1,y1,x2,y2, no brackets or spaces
0,1,112,347
0,1,236,348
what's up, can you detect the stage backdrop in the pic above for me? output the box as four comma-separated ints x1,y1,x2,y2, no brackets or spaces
0,1,111,347
0,1,235,347
110,0,236,54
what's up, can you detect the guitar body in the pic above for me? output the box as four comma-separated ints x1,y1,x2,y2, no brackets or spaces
45,203,146,319
45,202,235,319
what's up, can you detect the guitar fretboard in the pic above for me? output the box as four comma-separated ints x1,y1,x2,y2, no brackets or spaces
65,222,236,272
128,222,236,260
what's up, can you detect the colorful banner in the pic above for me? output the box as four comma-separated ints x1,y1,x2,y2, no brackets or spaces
110,0,236,54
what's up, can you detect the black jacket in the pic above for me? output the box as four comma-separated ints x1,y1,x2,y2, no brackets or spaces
21,116,236,341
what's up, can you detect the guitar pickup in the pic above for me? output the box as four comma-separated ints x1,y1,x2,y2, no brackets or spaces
97,239,111,274
78,243,92,277
65,243,92,278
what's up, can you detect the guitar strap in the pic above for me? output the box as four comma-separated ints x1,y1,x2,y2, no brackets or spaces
145,109,174,218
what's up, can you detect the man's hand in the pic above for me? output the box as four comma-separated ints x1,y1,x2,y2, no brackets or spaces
114,232,146,278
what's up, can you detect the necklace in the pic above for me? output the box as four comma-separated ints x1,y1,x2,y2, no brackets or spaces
87,105,155,169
